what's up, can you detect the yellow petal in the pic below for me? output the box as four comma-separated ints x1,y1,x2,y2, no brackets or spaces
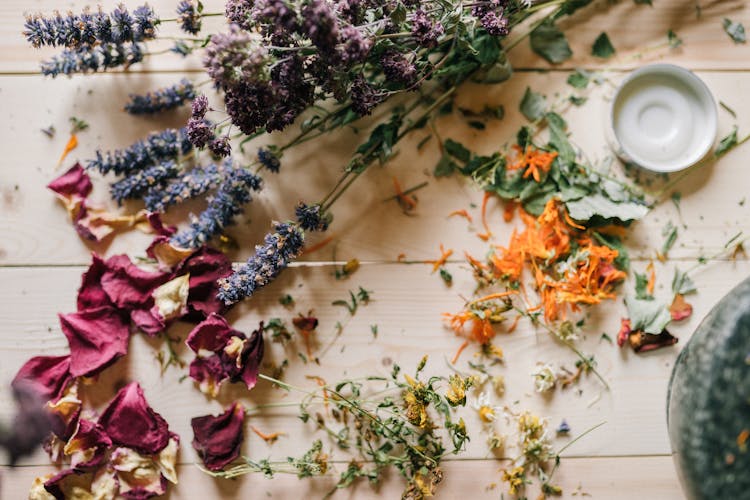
153,274,190,321
157,437,180,484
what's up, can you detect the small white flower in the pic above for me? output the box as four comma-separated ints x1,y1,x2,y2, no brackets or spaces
531,363,557,393
472,391,501,423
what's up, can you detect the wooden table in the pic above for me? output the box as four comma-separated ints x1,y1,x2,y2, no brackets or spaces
1,1,748,498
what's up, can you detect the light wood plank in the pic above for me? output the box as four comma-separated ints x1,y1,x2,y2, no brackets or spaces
1,260,747,466
0,71,748,265
0,455,684,500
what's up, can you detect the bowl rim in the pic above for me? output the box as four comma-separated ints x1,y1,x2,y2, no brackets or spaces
609,63,718,173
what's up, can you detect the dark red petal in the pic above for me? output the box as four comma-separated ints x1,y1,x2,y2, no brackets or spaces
120,477,168,500
67,418,112,470
185,313,241,353
11,355,72,402
77,254,114,310
101,254,172,309
188,355,229,392
131,308,166,337
98,382,170,455
191,402,245,471
47,163,92,200
236,324,264,390
59,306,130,378
146,212,176,236
630,329,679,353
175,247,232,319
43,468,79,500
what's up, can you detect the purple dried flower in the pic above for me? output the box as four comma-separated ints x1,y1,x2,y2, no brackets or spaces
110,5,134,43
295,203,329,231
186,117,215,148
252,0,300,44
40,42,144,77
257,148,280,173
191,94,209,118
203,25,269,88
223,80,275,135
89,127,192,175
132,5,159,41
171,40,193,56
266,56,314,131
411,9,444,48
217,221,305,305
225,0,255,30
336,0,365,24
171,166,263,248
124,78,196,115
380,50,417,86
472,1,509,37
110,161,179,204
301,0,339,55
177,0,202,34
338,25,372,65
350,75,383,116
144,163,222,212
209,136,232,158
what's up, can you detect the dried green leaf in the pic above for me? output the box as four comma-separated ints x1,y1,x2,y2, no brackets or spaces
566,69,591,89
715,126,738,157
626,297,672,335
530,21,573,64
565,194,648,223
723,18,746,44
520,87,547,122
591,32,616,59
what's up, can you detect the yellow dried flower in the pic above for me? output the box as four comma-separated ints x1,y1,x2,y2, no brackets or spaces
502,466,526,495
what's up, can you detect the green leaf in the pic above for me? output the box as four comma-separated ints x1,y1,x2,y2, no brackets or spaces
472,33,501,65
592,32,616,58
593,232,630,270
661,221,678,255
667,29,683,48
545,112,576,164
566,69,591,89
671,268,697,295
556,0,593,19
634,0,652,4
565,194,648,223
530,21,573,64
471,52,512,84
434,155,458,177
444,138,471,163
626,297,672,334
569,95,587,106
520,87,547,122
723,18,746,43
715,126,738,157
634,272,652,300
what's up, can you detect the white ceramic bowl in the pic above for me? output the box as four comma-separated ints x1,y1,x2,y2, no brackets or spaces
609,63,718,173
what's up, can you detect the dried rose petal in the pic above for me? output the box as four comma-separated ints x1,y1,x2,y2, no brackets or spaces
76,207,150,243
146,212,176,237
616,318,631,348
98,382,170,455
130,308,166,337
77,254,113,310
59,306,130,378
174,247,232,318
235,324,264,391
186,313,240,353
64,418,112,469
670,294,693,321
101,255,172,310
47,163,92,201
191,402,245,471
12,355,73,402
46,383,82,441
628,329,679,353
188,355,228,397
152,274,190,322
42,468,117,500
146,236,194,270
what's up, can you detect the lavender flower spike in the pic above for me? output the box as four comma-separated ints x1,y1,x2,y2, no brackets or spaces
171,166,263,249
144,163,222,213
218,222,305,305
40,42,144,78
177,0,203,35
88,128,192,176
110,161,180,205
125,79,197,115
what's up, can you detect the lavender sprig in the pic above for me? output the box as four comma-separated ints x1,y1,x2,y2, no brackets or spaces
144,163,222,213
124,79,197,115
24,5,158,48
40,42,144,78
89,128,192,176
217,221,305,305
177,0,203,35
257,148,280,173
171,166,263,249
109,161,179,204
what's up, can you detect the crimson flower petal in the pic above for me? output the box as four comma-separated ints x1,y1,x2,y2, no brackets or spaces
65,418,112,470
235,324,264,391
616,318,631,347
100,255,171,310
629,329,679,353
191,402,245,471
77,254,114,310
11,355,73,402
146,212,176,236
670,294,693,321
47,163,92,200
188,355,229,396
98,382,170,455
59,306,130,378
130,308,166,337
185,313,240,353
174,247,232,319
